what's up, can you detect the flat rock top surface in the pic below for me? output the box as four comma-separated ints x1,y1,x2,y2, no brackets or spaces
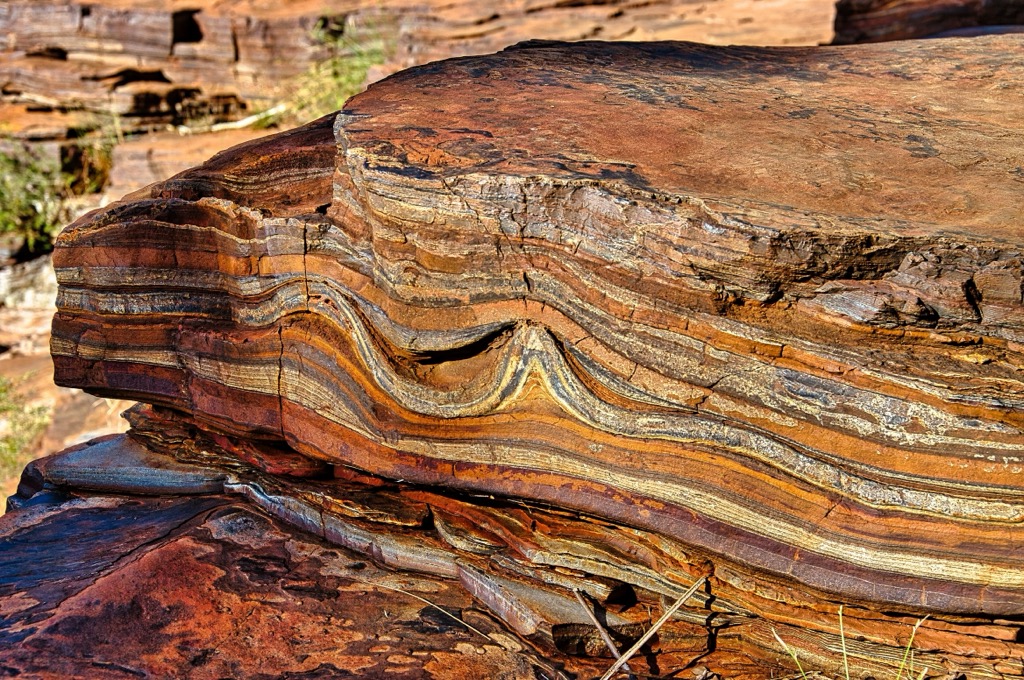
346,37,1024,243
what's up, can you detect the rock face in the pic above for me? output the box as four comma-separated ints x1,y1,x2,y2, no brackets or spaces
1,429,1015,679
47,37,1024,676
0,0,381,121
101,128,273,202
1,441,575,680
0,0,835,132
833,0,1024,43
0,0,836,260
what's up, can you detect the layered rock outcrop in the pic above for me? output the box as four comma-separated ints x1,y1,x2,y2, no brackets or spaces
2,441,582,680
1,0,835,132
0,0,381,122
40,37,1024,677
0,0,839,220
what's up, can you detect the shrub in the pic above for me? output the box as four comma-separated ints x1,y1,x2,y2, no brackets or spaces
0,144,70,254
0,376,49,483
255,17,392,129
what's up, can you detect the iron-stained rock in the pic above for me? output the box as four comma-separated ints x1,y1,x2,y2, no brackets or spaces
42,37,1024,677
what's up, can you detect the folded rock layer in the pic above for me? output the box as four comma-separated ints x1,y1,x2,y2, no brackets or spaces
12,427,1023,679
53,37,1024,628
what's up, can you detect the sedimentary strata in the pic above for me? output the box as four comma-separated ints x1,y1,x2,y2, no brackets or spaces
0,0,833,131
2,440,579,680
7,427,1019,679
0,0,835,229
50,37,1024,676
0,428,999,675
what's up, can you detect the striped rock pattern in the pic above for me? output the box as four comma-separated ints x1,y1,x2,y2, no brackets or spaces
52,37,1024,663
0,0,833,129
8,425,1022,678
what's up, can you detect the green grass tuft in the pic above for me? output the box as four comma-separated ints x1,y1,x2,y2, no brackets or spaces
773,608,930,680
0,376,50,483
258,18,392,129
0,145,70,254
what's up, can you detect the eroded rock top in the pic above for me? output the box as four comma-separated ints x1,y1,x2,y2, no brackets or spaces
341,38,1024,241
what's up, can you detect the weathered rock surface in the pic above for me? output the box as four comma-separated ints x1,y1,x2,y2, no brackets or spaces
1,443,579,679
101,128,273,202
1,0,835,132
5,428,1018,679
833,0,1024,43
47,37,1024,675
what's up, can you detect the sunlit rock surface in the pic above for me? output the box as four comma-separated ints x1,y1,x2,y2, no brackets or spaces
2,438,568,679
5,427,1023,679
0,0,835,129
34,37,1024,677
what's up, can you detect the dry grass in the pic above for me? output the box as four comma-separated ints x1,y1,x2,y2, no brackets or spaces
0,145,69,253
773,608,929,680
256,18,392,129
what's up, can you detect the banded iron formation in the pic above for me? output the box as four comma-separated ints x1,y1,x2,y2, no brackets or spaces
51,38,1024,676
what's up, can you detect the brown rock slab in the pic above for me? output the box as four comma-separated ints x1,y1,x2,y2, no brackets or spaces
1,0,834,247
24,433,226,496
0,488,554,679
47,36,1024,674
1,0,835,138
102,129,274,203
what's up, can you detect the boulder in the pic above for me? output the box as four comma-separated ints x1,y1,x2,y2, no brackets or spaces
37,36,1024,677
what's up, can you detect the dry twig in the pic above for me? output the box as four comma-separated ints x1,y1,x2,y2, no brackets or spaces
599,577,707,680
572,588,636,680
